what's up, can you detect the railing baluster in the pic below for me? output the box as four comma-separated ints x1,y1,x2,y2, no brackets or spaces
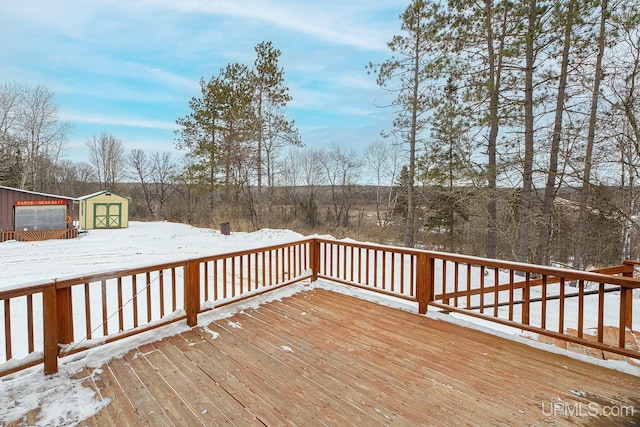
298,243,302,274
132,275,138,329
382,251,387,290
454,262,459,308
159,271,165,318
239,255,244,295
117,277,124,332
261,252,266,288
275,248,280,284
269,250,274,286
493,267,499,318
398,253,404,294
223,258,228,299
508,270,514,321
247,254,252,293
442,261,448,305
598,282,605,343
479,266,485,314
523,272,530,325
541,275,547,330
204,262,209,301
253,253,259,292
389,252,397,292
4,299,12,360
84,283,92,339
302,242,307,272
365,248,370,286
27,295,34,353
146,272,152,323
338,245,347,280
102,280,108,336
213,260,219,301
350,246,355,282
578,280,585,338
171,268,177,312
558,278,565,335
466,264,471,310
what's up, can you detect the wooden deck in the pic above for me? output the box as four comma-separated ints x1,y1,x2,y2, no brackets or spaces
11,289,640,426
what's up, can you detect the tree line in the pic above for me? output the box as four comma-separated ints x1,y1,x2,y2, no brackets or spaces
369,0,640,268
2,1,640,269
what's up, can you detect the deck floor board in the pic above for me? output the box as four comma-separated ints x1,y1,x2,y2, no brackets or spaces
10,288,639,426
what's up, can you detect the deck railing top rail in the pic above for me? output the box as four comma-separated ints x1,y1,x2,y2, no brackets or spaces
315,237,640,288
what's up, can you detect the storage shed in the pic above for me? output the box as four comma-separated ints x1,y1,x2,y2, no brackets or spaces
78,190,129,230
0,186,75,234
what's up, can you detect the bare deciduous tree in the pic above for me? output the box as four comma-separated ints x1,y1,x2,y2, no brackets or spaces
364,140,403,227
87,132,125,191
0,83,69,191
128,149,179,219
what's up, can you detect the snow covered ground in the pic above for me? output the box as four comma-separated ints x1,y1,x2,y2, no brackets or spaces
0,221,306,290
1,221,639,426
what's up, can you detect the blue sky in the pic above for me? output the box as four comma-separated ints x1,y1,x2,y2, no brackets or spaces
0,0,407,163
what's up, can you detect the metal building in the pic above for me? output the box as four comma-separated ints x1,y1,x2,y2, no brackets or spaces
0,186,76,241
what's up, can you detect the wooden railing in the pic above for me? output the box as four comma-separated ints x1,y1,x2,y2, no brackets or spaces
1,227,79,242
1,237,639,377
0,239,313,376
314,238,640,360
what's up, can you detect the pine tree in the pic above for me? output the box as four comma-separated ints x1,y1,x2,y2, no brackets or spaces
420,77,474,252
369,0,444,247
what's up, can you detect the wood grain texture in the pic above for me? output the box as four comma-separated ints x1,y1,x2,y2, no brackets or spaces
9,289,640,426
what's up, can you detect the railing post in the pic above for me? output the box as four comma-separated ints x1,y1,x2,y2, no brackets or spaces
619,286,628,348
622,265,634,329
43,284,59,375
416,253,434,314
523,273,531,325
185,260,200,327
56,284,74,344
310,239,320,282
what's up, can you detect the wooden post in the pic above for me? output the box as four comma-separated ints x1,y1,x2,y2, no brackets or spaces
625,288,633,329
619,287,628,348
622,267,634,329
523,273,531,325
416,253,433,314
43,285,58,375
310,239,320,282
56,285,74,344
185,260,200,327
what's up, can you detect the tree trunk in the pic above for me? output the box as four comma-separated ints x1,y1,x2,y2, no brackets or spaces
574,0,607,269
484,0,502,259
516,0,536,263
404,32,421,248
536,0,576,265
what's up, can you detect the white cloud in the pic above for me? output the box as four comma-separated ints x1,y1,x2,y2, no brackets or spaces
132,0,403,51
59,111,178,130
0,0,406,158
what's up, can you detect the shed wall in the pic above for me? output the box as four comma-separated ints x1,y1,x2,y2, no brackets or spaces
0,187,73,232
79,193,129,230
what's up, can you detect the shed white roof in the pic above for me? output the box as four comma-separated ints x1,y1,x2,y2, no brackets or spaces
0,185,76,201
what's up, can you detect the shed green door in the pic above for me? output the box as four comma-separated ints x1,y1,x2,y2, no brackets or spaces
94,203,121,228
